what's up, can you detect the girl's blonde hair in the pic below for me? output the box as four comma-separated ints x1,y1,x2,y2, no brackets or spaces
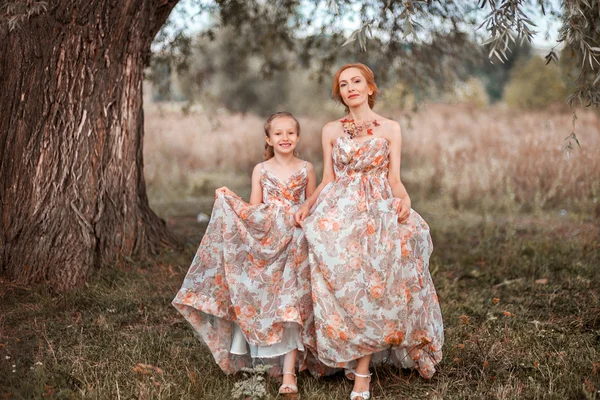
332,63,379,109
264,112,301,160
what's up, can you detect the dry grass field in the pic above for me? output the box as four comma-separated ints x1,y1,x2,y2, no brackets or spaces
1,103,599,399
144,103,600,218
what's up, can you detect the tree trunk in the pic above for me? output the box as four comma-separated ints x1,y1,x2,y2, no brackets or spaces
0,0,181,290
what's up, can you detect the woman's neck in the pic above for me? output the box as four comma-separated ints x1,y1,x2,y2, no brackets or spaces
348,103,374,124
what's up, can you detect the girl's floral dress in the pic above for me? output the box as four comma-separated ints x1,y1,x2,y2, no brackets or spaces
302,133,444,379
173,162,318,374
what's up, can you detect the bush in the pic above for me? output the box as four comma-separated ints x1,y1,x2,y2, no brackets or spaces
503,57,568,109
450,78,490,107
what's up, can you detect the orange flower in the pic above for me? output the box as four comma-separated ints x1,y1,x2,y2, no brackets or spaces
345,303,358,315
459,315,469,325
482,361,489,369
370,284,384,299
282,189,295,201
457,343,465,349
326,325,336,338
261,236,273,246
318,218,331,231
284,307,298,320
502,311,514,317
243,305,256,318
295,253,307,264
330,313,343,327
492,298,500,305
384,330,405,346
183,292,196,303
366,223,376,236
348,257,361,270
267,330,279,344
353,318,366,329
401,244,410,258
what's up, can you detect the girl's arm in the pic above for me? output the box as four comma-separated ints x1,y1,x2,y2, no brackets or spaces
305,162,317,198
248,163,264,205
214,163,263,206
386,121,411,223
294,123,337,225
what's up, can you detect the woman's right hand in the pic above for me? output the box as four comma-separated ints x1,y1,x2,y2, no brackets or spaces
215,186,237,199
294,203,310,226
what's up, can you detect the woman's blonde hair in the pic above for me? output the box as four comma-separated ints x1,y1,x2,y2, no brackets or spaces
332,63,379,109
264,112,301,160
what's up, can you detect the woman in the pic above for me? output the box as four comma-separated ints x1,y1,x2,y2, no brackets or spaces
295,63,444,400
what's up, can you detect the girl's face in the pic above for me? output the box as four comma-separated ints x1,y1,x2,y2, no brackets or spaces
338,67,373,109
266,117,299,156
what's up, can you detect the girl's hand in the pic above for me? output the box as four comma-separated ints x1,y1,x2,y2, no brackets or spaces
215,186,237,199
294,203,310,226
393,197,411,223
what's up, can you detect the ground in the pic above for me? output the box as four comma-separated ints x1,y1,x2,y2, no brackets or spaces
1,204,598,399
1,105,599,399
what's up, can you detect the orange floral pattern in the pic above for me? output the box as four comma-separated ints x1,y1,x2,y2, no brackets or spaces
172,165,319,374
303,136,444,379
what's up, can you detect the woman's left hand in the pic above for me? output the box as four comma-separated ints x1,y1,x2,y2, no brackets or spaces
393,197,411,223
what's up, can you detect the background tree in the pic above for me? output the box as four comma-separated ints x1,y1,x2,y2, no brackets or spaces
1,0,598,290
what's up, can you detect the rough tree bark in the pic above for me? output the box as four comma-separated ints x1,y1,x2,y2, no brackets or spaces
0,0,181,290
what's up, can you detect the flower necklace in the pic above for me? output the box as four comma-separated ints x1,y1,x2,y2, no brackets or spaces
341,118,380,139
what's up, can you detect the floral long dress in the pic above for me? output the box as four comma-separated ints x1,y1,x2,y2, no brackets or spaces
172,162,317,374
302,135,444,379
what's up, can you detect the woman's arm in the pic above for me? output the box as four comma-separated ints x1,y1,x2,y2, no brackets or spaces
386,121,411,223
294,123,337,225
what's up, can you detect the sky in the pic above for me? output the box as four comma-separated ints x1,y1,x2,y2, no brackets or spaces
166,0,564,51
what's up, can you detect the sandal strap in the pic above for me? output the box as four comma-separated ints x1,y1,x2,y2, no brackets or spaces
353,371,372,379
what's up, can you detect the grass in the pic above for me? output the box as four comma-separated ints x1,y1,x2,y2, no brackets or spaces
1,206,598,399
144,103,600,217
1,104,599,399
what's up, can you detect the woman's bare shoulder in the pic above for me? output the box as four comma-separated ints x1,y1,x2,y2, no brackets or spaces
376,117,401,139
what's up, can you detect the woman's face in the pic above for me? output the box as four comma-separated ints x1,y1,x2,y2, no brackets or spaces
338,67,373,108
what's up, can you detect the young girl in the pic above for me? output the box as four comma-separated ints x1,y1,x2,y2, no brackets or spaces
172,112,318,396
295,64,444,400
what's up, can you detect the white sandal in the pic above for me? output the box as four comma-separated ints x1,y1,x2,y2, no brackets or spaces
350,371,371,400
278,371,298,396
344,368,356,381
